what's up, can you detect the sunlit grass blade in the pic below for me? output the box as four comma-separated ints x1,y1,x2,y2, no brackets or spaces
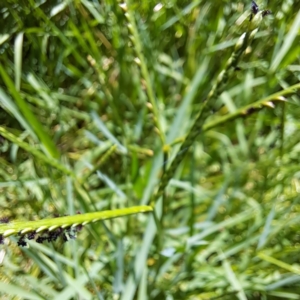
0,65,59,158
91,111,127,154
0,281,44,300
220,251,247,300
14,32,23,91
0,88,37,135
271,10,300,72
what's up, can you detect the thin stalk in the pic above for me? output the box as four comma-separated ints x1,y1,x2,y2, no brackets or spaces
121,1,165,144
280,101,286,158
154,12,267,205
188,146,196,236
164,85,295,148
80,145,117,184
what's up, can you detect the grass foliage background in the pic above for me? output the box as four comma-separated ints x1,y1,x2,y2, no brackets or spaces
1,0,300,299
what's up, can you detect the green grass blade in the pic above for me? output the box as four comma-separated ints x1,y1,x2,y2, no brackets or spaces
14,32,23,91
0,282,44,300
0,87,37,135
0,126,72,176
271,10,300,72
0,65,59,158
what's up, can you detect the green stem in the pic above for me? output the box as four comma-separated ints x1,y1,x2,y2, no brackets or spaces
122,0,165,144
154,19,265,204
0,206,153,237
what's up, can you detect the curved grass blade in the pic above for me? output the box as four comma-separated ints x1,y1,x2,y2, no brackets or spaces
0,87,37,136
0,126,72,176
271,10,300,72
0,64,59,158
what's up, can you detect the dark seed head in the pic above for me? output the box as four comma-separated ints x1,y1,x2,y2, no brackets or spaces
0,217,10,224
17,237,27,247
76,224,83,232
36,236,46,243
251,1,259,15
18,240,27,247
246,107,257,115
27,231,36,240
62,234,68,242
262,10,272,17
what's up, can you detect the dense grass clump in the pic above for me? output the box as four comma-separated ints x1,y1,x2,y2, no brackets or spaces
0,0,300,299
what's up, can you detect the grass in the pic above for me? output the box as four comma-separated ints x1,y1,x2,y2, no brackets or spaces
1,0,300,299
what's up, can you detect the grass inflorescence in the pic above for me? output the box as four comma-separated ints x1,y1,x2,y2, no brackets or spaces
1,0,300,299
